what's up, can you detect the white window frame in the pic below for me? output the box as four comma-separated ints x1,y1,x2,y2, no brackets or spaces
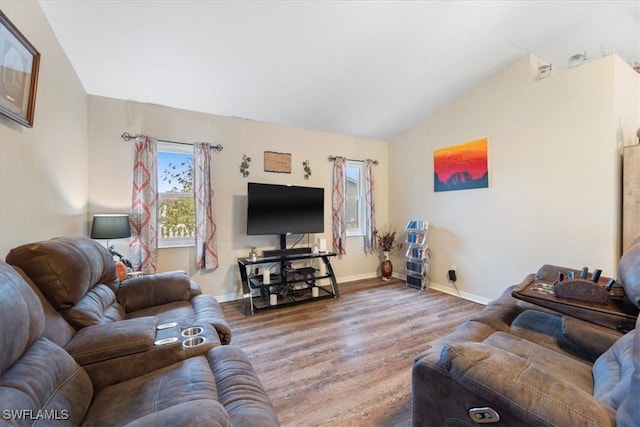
157,142,195,248
345,160,365,237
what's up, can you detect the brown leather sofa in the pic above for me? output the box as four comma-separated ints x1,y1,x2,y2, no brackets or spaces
0,259,280,426
6,236,232,345
413,238,640,427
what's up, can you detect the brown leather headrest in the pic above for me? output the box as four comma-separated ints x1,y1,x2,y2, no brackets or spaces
6,236,118,310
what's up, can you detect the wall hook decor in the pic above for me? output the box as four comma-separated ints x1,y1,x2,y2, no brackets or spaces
303,160,312,179
240,154,251,177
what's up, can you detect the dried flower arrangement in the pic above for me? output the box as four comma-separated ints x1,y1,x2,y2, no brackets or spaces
375,228,401,253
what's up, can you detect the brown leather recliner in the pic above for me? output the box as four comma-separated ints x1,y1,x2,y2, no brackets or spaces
0,260,280,426
6,236,231,345
412,238,640,427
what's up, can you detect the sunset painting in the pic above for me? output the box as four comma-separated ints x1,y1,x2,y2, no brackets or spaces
434,138,488,192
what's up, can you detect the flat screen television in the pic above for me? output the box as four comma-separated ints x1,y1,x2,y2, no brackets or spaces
247,183,324,245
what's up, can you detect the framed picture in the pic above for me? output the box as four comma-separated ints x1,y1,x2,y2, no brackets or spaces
434,138,489,192
0,11,40,127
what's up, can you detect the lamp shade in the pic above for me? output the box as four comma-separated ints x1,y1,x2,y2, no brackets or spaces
90,214,131,240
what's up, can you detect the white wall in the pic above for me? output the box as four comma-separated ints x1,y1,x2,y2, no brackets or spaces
0,1,88,257
87,96,389,300
389,54,640,302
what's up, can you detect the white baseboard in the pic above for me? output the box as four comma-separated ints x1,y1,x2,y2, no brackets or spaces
426,281,491,305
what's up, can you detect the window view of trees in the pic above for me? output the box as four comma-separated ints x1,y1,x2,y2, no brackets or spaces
158,152,195,242
345,161,364,235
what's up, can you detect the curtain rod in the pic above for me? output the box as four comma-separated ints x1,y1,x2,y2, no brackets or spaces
327,155,378,165
121,132,223,152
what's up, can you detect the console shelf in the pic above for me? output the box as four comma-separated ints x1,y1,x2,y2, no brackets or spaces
237,250,339,315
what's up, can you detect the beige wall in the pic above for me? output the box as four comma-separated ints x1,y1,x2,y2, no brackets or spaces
2,3,637,307
390,54,640,302
0,1,88,257
87,96,389,300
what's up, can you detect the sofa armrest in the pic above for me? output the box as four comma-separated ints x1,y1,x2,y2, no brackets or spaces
440,342,616,426
117,271,191,312
65,317,157,365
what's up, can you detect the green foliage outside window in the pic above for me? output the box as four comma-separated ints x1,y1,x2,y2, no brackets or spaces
159,157,195,239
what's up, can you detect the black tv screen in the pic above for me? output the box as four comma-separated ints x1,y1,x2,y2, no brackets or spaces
247,183,324,236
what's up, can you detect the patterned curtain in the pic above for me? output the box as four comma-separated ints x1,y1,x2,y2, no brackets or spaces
194,143,218,270
130,136,158,274
332,156,347,255
364,159,376,253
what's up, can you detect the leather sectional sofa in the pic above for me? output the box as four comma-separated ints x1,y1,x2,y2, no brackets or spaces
1,237,279,426
413,238,640,427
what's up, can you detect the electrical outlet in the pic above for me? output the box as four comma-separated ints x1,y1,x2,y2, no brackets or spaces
448,269,457,282
450,265,456,271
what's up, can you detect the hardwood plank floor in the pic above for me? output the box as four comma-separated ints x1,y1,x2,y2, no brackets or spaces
221,278,484,427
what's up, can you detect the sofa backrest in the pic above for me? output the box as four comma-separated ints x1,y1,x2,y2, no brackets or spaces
0,260,93,425
6,236,125,329
619,236,640,308
13,265,76,348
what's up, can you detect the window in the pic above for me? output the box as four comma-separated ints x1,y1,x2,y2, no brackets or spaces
157,142,195,247
345,160,364,236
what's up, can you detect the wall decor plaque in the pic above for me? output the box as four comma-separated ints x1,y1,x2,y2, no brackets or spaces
264,151,291,173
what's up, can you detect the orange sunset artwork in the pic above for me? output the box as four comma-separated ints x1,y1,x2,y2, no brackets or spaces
434,138,488,192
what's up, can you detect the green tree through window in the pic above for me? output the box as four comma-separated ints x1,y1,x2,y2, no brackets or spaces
158,148,195,245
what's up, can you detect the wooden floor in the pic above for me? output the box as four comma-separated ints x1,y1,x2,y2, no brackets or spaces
221,278,484,427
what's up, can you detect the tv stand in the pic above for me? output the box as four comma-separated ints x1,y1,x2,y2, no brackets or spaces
237,251,339,315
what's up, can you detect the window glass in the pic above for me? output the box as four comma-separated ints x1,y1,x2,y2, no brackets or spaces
157,142,195,247
346,161,364,236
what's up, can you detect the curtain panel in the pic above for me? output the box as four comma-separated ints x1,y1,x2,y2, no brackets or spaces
194,143,218,270
130,136,158,274
332,156,347,255
364,159,376,253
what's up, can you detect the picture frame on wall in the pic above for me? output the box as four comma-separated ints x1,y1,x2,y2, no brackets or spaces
0,11,40,128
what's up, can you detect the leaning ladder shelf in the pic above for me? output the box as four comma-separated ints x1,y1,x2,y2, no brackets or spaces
405,220,430,289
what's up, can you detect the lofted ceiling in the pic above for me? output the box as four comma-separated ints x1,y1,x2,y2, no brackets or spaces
38,0,639,141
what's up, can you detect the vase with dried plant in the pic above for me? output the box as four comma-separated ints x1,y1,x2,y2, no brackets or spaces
375,228,401,280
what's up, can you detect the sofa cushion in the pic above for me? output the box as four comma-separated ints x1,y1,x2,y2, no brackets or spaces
440,341,616,426
1,338,93,426
6,236,118,310
509,309,601,362
121,400,232,427
116,271,191,313
83,356,218,426
63,283,126,328
483,331,594,392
